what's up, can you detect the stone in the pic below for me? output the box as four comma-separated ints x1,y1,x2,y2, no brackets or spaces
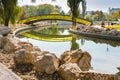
101,30,107,34
60,50,71,65
3,37,19,53
14,49,35,65
34,53,59,74
60,49,91,71
32,51,49,58
0,35,3,48
17,41,33,51
58,63,81,80
0,26,11,36
77,51,91,71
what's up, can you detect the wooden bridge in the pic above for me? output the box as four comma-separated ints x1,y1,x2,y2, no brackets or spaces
19,14,91,25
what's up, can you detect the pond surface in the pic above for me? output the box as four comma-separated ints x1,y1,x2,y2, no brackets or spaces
17,24,120,74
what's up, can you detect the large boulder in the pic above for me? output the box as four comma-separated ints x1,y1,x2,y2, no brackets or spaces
14,49,35,65
0,26,11,36
32,51,49,58
60,49,91,71
58,63,81,80
17,41,41,53
34,53,59,74
3,36,19,53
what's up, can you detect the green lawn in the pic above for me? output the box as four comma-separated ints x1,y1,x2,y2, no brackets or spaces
105,24,120,30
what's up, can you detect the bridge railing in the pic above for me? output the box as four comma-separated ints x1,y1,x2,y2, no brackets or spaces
19,14,91,25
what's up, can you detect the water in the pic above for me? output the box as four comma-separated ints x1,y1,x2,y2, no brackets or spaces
17,24,120,74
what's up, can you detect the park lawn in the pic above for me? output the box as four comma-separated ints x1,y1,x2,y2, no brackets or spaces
105,24,120,30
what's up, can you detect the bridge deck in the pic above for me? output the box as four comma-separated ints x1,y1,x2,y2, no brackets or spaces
19,15,91,25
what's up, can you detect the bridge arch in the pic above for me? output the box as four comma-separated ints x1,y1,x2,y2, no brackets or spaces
19,14,91,25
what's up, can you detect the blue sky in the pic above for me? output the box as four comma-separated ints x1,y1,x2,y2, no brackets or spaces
18,0,120,13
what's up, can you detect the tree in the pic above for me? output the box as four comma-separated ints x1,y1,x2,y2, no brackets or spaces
0,0,17,26
67,0,86,30
10,6,23,24
111,10,120,20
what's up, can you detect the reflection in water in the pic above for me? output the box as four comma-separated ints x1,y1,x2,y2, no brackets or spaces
17,24,120,74
81,39,85,46
78,35,120,47
107,44,109,52
50,24,59,35
70,35,79,50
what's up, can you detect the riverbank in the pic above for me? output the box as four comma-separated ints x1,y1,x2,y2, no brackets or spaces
0,26,120,80
0,36,119,80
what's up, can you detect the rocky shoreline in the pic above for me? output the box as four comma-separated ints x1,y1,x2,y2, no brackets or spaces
69,25,120,41
0,27,119,80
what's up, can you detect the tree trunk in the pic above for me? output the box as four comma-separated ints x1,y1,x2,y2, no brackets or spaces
71,0,77,30
4,8,11,26
4,17,9,26
72,9,77,30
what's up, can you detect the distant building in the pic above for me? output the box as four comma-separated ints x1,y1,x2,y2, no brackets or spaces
109,8,120,14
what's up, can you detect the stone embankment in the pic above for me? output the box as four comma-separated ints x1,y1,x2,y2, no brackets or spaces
0,27,119,80
77,25,120,36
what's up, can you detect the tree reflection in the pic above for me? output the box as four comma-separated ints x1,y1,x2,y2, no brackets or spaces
70,35,79,50
50,24,59,35
81,39,85,46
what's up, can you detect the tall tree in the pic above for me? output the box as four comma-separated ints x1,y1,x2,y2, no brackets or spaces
67,0,86,30
0,0,17,26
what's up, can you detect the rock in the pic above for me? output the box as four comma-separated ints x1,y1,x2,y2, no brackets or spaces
60,49,91,71
14,49,35,65
0,26,11,36
3,37,19,53
32,51,49,58
34,53,59,74
101,30,107,34
58,63,81,80
60,50,71,64
0,35,3,49
17,41,33,51
17,41,41,52
77,51,91,71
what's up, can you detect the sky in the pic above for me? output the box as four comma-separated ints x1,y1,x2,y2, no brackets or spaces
18,0,120,13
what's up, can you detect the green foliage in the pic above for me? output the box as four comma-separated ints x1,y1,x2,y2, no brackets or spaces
22,29,72,42
70,37,79,50
0,7,4,24
10,6,23,24
67,0,86,29
117,67,120,76
110,10,120,21
21,4,65,18
85,10,120,21
0,0,18,26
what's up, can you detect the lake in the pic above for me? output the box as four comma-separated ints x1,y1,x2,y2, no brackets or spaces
17,24,120,74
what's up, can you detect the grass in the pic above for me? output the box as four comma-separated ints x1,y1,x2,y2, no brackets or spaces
105,24,120,30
